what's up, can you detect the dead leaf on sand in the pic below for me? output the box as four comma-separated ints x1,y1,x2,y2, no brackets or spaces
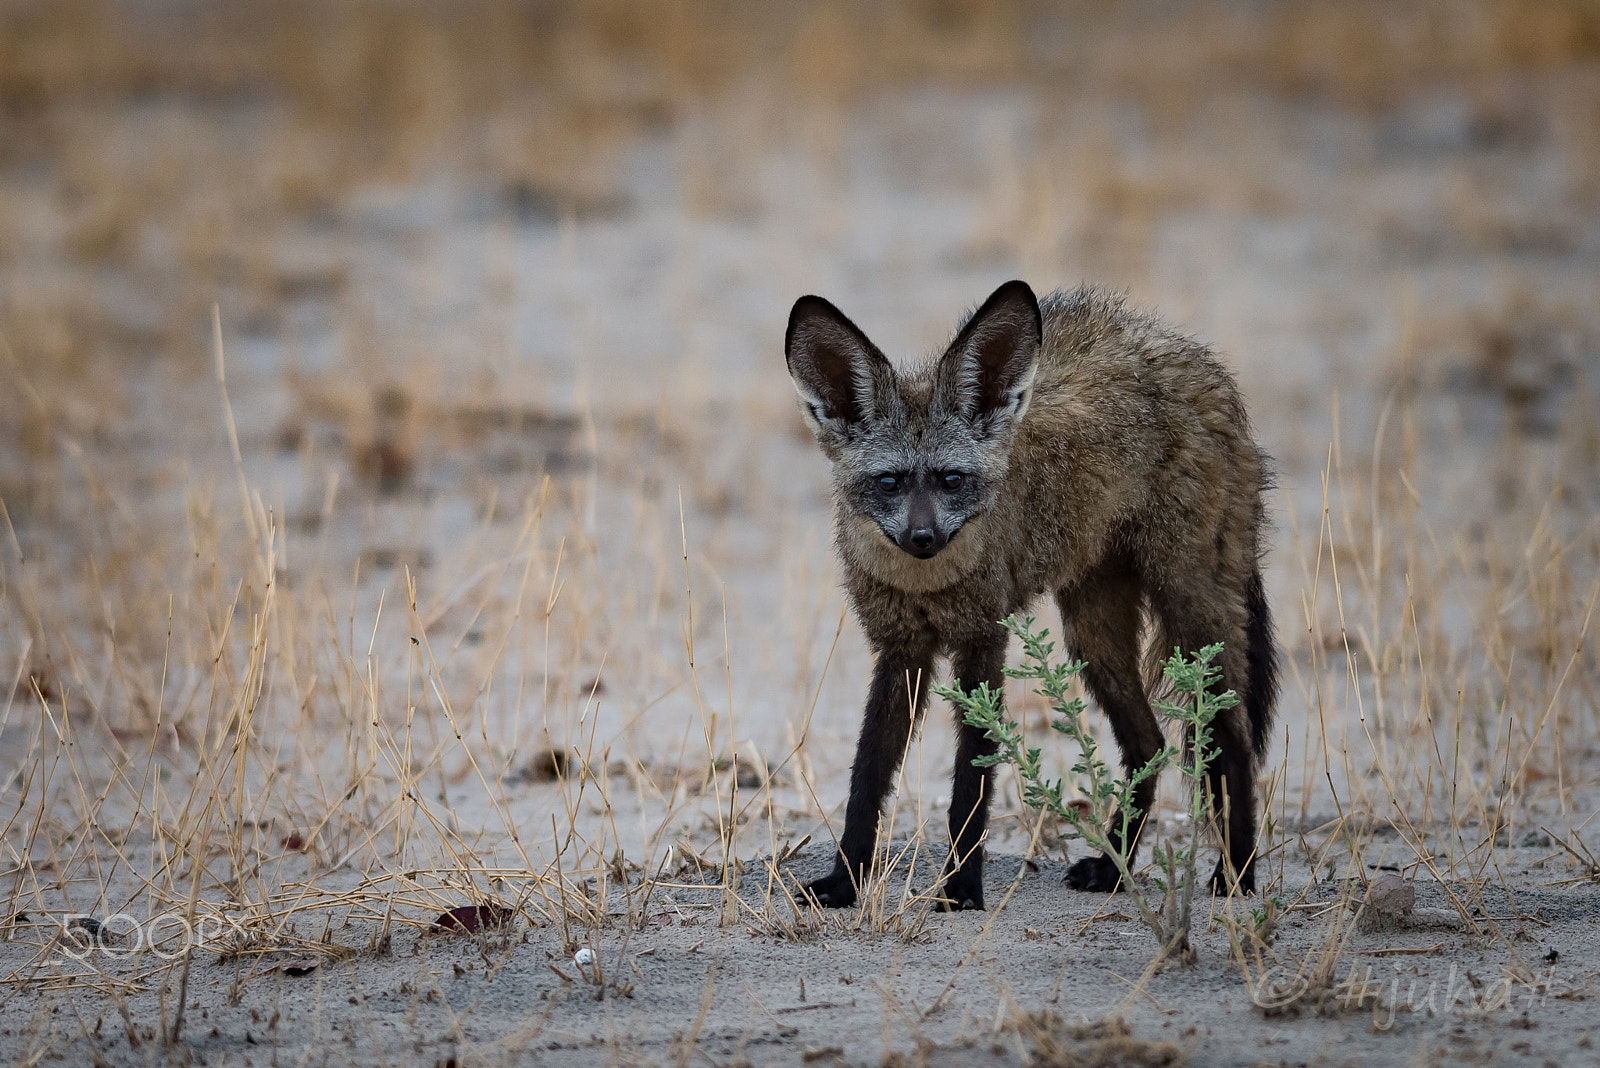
431,904,514,933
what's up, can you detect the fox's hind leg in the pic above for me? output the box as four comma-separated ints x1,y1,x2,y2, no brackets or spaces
1055,556,1164,894
1149,579,1263,895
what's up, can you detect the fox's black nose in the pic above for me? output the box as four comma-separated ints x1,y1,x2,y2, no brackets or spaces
909,528,935,550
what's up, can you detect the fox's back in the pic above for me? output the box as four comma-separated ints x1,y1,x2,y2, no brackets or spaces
997,285,1268,600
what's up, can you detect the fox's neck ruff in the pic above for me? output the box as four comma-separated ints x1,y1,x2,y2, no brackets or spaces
837,510,990,593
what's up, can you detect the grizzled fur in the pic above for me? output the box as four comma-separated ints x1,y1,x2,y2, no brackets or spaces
785,280,1277,911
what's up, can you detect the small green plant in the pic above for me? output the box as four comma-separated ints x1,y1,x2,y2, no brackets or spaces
1145,635,1240,961
1250,896,1286,936
937,614,1237,964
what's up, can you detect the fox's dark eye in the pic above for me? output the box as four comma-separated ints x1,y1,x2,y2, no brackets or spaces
877,475,900,493
942,472,964,491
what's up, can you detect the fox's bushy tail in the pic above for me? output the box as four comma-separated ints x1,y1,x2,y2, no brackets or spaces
1244,566,1277,759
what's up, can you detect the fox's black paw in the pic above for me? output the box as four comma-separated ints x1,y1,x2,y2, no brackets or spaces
1063,854,1123,893
933,869,984,912
800,869,859,909
1208,859,1255,896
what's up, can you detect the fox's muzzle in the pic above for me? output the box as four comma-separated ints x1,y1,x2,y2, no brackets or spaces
893,489,953,558
896,525,948,559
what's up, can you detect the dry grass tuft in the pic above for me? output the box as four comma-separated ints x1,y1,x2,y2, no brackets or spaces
1012,1013,1185,1068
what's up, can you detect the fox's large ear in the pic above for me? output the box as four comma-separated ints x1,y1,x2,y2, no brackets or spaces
785,295,895,446
936,280,1041,436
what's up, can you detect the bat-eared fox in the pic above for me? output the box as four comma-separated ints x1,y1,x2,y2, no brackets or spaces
784,280,1276,910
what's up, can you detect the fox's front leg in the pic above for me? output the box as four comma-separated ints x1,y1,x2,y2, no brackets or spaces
803,649,932,908
937,641,1005,910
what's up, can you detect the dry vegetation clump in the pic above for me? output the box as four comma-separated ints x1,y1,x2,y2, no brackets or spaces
1011,1014,1184,1068
0,0,1598,1063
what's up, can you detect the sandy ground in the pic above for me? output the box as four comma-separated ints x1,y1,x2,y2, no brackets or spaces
2,1,1599,1064
3,833,1598,1066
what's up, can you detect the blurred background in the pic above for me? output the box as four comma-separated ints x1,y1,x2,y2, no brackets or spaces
2,0,1598,866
